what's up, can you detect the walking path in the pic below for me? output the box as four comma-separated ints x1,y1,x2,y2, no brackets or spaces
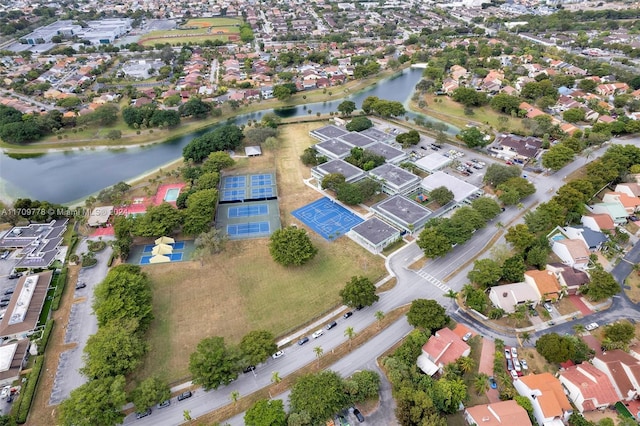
477,338,500,403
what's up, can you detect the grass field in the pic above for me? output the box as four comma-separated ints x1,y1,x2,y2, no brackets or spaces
132,122,387,384
183,17,242,28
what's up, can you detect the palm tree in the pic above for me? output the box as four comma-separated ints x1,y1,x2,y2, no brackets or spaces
474,373,490,394
375,310,385,329
230,390,240,404
573,323,586,335
344,326,356,349
183,410,192,422
457,356,476,374
520,331,531,346
444,290,458,308
271,371,281,384
313,346,323,366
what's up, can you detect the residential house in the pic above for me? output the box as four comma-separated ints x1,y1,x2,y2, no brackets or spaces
488,282,540,313
614,182,640,198
513,373,573,426
602,192,640,215
449,65,468,81
545,263,590,295
464,400,532,426
442,77,459,94
592,349,640,401
587,202,629,225
559,363,619,413
524,269,564,301
596,82,629,97
489,133,543,163
551,238,590,270
416,327,471,376
547,225,608,252
519,102,548,120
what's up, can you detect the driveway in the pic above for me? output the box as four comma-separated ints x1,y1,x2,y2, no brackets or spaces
477,338,500,403
49,238,113,405
568,295,592,316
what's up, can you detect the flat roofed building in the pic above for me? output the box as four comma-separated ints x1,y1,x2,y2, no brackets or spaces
414,153,452,173
0,271,52,340
359,127,395,144
311,159,365,187
88,206,114,227
371,194,431,235
368,163,420,195
348,217,401,254
421,171,480,203
0,220,68,269
365,142,407,164
309,124,349,141
0,340,29,386
314,138,353,160
338,132,376,148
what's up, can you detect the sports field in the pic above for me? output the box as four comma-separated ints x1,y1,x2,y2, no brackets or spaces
138,17,240,46
183,17,242,28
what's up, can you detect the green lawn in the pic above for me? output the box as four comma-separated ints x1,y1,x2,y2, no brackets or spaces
183,17,242,28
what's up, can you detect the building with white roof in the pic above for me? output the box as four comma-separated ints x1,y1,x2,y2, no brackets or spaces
421,171,480,203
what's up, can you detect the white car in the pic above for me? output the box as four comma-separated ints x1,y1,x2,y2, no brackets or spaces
0,386,10,398
312,329,324,339
520,359,528,370
272,350,284,359
513,358,521,372
544,302,553,312
511,347,518,358
510,369,519,380
586,322,599,331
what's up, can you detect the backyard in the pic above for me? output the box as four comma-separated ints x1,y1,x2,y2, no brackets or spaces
132,122,387,384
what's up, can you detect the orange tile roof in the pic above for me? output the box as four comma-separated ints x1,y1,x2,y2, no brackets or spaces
605,192,640,209
452,323,470,339
519,373,572,418
525,270,562,297
560,363,618,410
466,400,532,426
586,213,615,231
422,327,470,366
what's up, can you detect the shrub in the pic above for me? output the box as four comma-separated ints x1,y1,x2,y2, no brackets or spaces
51,267,67,311
81,252,97,267
87,240,106,252
37,320,54,354
15,356,44,424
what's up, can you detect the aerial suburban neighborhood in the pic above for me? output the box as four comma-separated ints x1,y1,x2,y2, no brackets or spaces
1,0,640,425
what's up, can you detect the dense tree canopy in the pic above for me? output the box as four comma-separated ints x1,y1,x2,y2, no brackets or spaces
406,299,449,333
417,227,452,258
542,144,575,171
467,259,502,288
458,126,488,148
240,330,278,366
483,164,521,187
59,375,127,426
131,377,170,412
535,333,593,364
337,100,356,116
269,227,318,266
340,276,379,308
289,371,351,424
471,197,502,221
429,186,455,205
183,125,244,162
345,116,374,132
244,399,287,426
396,130,420,148
189,337,240,390
133,202,183,237
182,188,218,235
582,268,620,301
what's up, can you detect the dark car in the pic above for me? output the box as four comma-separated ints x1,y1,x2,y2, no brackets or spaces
326,321,337,330
7,273,21,280
343,311,353,319
0,298,10,303
3,289,13,295
353,408,365,423
355,305,364,311
243,365,256,373
157,400,170,409
177,391,192,401
298,336,310,346
0,302,8,308
135,409,152,419
75,282,87,290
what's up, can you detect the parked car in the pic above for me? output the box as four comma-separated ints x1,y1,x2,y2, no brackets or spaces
177,391,192,401
75,282,86,290
272,350,284,359
0,298,10,303
507,359,514,371
504,348,511,359
326,321,337,330
312,329,324,339
543,302,553,312
529,308,538,316
586,322,599,331
3,289,13,295
510,369,519,380
298,337,310,346
462,332,472,342
343,311,353,319
135,409,152,419
513,358,521,372
489,376,497,389
243,365,256,373
353,408,365,423
0,251,9,259
157,400,170,409
511,347,518,358
8,273,21,280
520,359,528,370
0,302,8,308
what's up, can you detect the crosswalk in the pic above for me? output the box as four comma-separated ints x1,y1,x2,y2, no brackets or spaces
414,269,452,293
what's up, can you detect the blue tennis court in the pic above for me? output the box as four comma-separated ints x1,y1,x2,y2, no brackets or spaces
227,222,270,236
222,176,246,189
228,204,268,218
292,197,364,240
140,253,184,264
222,189,246,201
251,174,273,186
142,241,186,252
250,187,273,198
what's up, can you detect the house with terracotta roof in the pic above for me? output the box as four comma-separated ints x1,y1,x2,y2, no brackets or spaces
464,400,532,426
581,213,616,233
545,263,590,295
592,349,640,401
602,192,640,215
513,372,572,426
416,327,471,376
615,183,640,198
559,363,619,413
550,238,591,271
524,269,564,301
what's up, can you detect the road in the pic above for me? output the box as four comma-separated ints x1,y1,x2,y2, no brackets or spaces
5,91,54,112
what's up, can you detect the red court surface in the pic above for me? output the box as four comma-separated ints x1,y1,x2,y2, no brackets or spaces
154,183,186,206
569,294,593,316
91,227,114,237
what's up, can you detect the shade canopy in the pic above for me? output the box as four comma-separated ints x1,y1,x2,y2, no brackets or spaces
152,244,173,255
154,236,175,245
149,254,171,264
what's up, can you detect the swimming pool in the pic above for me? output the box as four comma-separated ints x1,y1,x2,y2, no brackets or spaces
164,188,180,202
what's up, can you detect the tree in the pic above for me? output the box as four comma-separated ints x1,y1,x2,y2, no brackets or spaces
183,125,244,162
271,371,281,384
178,98,211,119
313,346,324,365
321,173,346,191
182,189,218,235
468,259,502,288
457,356,476,374
131,377,170,412
230,390,240,404
244,399,287,426
344,326,356,348
452,87,487,107
514,395,534,423
502,255,526,283
269,227,318,266
396,130,420,148
474,373,490,394
133,202,183,237
458,126,487,148
535,333,593,364
273,85,292,101
337,100,356,116
417,227,451,258
59,375,127,426
289,371,350,424
582,268,620,301
375,310,385,329
429,186,454,205
346,116,373,132
484,164,521,187
189,337,240,390
193,228,227,261
604,322,635,347
240,330,277,366
82,318,147,379
497,177,536,205
471,197,502,221
432,377,468,414
201,151,235,173
542,144,575,171
244,127,278,145
490,93,522,115
505,224,536,253
340,276,379,308
346,370,380,403
406,299,449,333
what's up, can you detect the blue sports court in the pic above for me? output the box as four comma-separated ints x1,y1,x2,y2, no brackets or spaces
251,173,273,186
221,189,246,202
140,253,184,264
142,241,186,252
223,175,246,189
227,222,271,237
292,197,364,241
127,240,194,265
251,187,274,198
228,204,268,218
